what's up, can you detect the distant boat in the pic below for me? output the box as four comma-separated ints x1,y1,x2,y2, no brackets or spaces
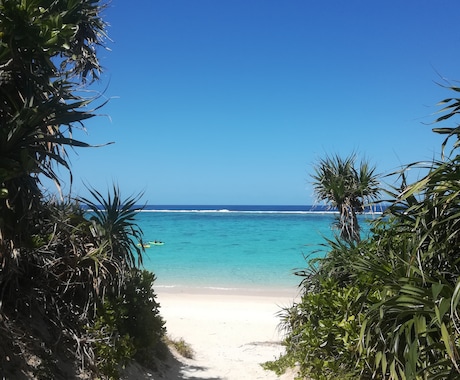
137,243,151,248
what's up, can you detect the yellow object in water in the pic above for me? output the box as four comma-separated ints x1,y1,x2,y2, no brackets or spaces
149,241,165,246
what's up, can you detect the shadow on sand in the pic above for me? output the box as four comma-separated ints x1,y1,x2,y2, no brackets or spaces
160,351,223,380
121,347,223,380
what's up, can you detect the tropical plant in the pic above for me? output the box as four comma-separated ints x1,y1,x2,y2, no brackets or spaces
0,2,167,377
312,154,380,243
87,269,166,377
367,84,460,379
0,189,159,376
79,185,146,272
268,84,460,380
265,277,366,380
86,305,136,379
355,148,460,378
0,0,109,291
114,270,166,366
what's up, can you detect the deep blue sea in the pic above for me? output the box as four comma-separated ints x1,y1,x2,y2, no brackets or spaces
134,205,378,291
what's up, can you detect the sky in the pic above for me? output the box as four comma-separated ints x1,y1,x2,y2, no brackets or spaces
60,0,460,205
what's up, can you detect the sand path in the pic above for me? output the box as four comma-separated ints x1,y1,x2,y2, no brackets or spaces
153,288,298,380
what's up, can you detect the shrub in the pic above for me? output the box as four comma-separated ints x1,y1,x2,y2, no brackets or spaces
86,306,136,379
86,269,165,377
117,269,166,365
265,277,366,380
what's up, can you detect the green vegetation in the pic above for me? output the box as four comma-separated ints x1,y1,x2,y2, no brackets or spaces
87,269,166,377
312,154,380,243
0,1,165,378
166,336,195,359
266,85,460,379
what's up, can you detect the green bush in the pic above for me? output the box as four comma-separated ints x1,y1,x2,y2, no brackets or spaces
268,83,460,379
87,269,165,377
86,306,136,379
114,269,166,366
353,210,460,379
265,278,366,380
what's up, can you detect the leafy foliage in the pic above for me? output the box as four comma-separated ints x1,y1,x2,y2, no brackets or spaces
268,84,460,379
356,160,460,379
79,185,145,271
0,189,163,375
87,306,136,379
266,278,366,379
0,0,110,298
87,270,165,378
312,154,380,243
0,3,166,377
109,269,166,366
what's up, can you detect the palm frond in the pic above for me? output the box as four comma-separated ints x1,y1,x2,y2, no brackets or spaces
78,184,146,270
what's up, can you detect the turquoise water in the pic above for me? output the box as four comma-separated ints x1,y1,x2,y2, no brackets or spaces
136,208,344,290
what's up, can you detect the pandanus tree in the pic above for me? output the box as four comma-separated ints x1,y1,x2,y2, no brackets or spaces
0,0,111,365
311,154,380,243
351,86,460,380
0,0,109,287
0,3,163,375
79,185,145,271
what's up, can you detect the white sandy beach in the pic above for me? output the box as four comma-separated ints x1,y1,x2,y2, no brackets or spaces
151,287,299,380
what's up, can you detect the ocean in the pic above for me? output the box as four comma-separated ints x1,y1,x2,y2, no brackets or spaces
135,205,377,292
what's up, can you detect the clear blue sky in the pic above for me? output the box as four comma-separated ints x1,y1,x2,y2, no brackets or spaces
63,0,460,205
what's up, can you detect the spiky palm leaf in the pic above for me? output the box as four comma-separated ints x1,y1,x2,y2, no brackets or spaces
355,110,460,379
0,0,110,289
312,153,380,243
79,184,145,271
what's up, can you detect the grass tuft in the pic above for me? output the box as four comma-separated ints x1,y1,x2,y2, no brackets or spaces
165,336,194,359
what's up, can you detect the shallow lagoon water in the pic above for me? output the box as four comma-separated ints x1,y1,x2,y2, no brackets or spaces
136,206,358,291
